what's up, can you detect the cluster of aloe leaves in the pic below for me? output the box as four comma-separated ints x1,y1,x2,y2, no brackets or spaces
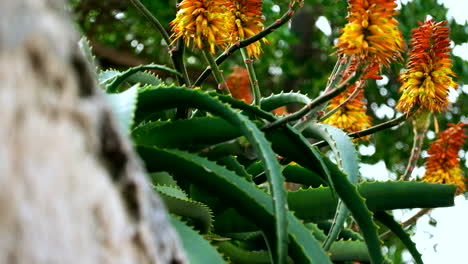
86,49,457,264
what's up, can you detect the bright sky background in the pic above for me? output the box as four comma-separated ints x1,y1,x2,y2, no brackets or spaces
315,0,468,263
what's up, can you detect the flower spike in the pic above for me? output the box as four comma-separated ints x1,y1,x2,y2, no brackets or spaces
170,0,233,53
422,123,467,195
227,0,267,58
396,19,457,114
334,0,404,66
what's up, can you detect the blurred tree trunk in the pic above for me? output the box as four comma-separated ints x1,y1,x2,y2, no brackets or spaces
0,0,186,263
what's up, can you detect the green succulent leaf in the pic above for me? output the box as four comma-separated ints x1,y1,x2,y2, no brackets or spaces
374,211,423,264
306,123,360,251
135,87,288,264
105,64,180,93
288,181,456,221
106,83,139,134
138,146,333,264
169,216,226,264
132,117,241,149
329,240,370,262
78,36,96,68
98,70,120,85
260,92,311,112
281,164,327,188
125,71,163,86
156,184,213,234
214,241,293,264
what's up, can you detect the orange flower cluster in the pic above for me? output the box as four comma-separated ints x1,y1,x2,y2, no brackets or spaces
226,66,253,103
334,0,404,66
422,123,467,194
171,0,266,56
227,0,266,58
328,0,404,136
323,84,372,140
396,19,457,114
170,0,233,53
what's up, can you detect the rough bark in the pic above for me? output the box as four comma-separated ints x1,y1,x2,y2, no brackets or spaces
0,0,187,263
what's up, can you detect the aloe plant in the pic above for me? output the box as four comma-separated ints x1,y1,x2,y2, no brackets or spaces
78,0,465,263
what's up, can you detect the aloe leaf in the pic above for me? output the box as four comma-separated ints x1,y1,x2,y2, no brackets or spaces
169,216,226,264
214,241,294,264
106,83,139,134
265,127,331,184
306,124,359,186
99,70,163,91
281,164,327,188
306,123,359,251
254,163,327,187
304,223,327,241
224,231,263,241
98,70,120,85
135,87,288,264
215,233,369,263
78,36,96,67
132,117,241,149
374,211,423,264
216,156,252,182
317,222,363,241
105,65,181,93
329,240,370,262
138,146,333,264
214,208,259,234
125,71,163,86
288,181,456,221
214,93,277,122
260,92,311,112
149,171,178,187
156,185,213,234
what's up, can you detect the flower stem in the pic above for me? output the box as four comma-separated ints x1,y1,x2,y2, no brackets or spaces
400,113,431,181
319,84,363,122
240,48,261,105
128,0,171,47
129,0,191,87
202,50,230,95
312,108,417,148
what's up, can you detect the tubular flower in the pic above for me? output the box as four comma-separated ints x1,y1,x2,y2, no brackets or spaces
396,19,457,114
334,0,404,66
170,0,233,53
422,123,467,195
226,66,253,103
227,0,266,58
323,84,372,140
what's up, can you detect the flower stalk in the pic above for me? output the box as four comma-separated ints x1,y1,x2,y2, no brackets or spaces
240,48,261,105
202,49,230,95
